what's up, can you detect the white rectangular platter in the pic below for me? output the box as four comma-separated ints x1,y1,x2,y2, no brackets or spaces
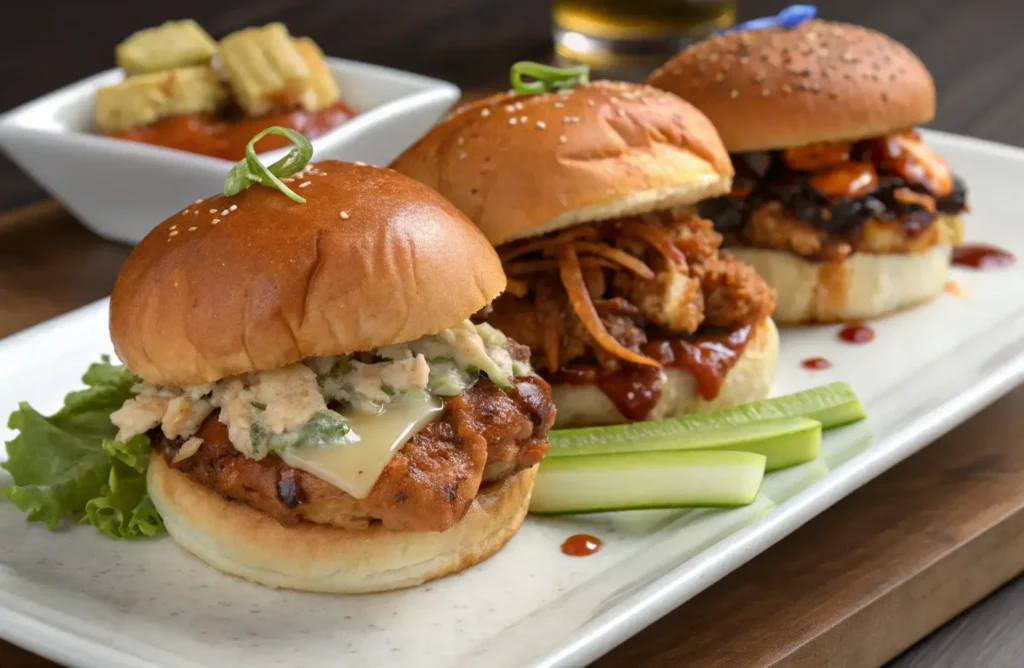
1,129,1023,668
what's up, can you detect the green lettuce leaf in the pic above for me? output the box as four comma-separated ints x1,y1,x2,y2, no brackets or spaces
1,356,165,539
85,459,164,539
103,434,152,474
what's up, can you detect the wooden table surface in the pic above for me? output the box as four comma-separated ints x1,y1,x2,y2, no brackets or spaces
2,1,1024,666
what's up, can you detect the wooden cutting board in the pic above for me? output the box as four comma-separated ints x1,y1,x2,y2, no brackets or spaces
1,199,1022,668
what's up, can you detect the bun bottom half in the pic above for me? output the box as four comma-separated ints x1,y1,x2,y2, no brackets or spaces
551,317,779,428
726,244,951,325
148,456,537,593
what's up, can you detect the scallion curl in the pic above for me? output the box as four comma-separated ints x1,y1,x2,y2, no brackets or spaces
223,126,313,203
510,61,590,95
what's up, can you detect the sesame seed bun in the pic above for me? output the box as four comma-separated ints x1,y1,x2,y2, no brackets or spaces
550,316,778,428
390,81,733,245
110,161,507,386
647,20,936,152
147,455,537,594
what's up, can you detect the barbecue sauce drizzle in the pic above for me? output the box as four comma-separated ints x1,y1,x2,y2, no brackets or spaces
551,325,753,420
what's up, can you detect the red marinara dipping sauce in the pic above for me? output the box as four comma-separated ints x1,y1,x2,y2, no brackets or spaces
561,534,602,557
951,244,1016,270
550,326,753,421
838,322,875,344
801,357,832,370
110,100,356,161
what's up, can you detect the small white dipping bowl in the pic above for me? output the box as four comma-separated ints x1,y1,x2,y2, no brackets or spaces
0,58,461,244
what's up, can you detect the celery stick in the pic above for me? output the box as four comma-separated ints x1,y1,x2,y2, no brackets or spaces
549,382,862,452
529,450,766,514
733,382,865,429
547,416,820,471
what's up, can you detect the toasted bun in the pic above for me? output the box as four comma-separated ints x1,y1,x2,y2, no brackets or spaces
647,20,936,152
727,243,953,325
148,455,536,593
391,81,733,245
551,317,778,428
110,161,507,386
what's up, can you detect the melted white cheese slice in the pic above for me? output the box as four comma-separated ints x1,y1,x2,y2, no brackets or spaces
279,397,443,499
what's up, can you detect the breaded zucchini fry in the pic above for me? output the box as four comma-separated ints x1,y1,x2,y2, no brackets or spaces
95,66,228,133
293,37,340,112
116,20,217,75
219,23,311,116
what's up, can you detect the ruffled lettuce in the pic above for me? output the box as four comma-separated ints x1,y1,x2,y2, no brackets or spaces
1,357,165,539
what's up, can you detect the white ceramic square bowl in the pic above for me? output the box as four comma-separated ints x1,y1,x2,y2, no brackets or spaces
0,58,460,244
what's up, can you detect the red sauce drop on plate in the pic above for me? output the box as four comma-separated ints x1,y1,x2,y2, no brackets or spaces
561,534,602,557
838,323,875,344
801,357,832,370
951,244,1016,270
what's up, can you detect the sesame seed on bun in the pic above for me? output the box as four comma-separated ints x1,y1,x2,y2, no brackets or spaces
647,20,936,152
391,80,734,246
110,161,507,386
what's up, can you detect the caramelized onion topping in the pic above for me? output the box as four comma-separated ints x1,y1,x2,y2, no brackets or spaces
617,218,687,267
499,226,598,262
505,256,625,276
557,244,660,368
572,241,655,278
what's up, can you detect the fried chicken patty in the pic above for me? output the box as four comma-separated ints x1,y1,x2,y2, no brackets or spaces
486,210,776,375
154,376,555,532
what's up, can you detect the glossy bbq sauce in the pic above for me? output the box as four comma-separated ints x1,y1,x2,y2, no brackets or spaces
951,244,1016,270
838,322,875,344
561,534,602,557
110,100,357,160
597,366,663,421
551,366,663,422
801,357,832,370
550,326,753,420
646,325,753,400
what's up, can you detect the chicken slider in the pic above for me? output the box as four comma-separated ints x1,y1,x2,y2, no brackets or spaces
648,17,967,323
109,130,555,593
393,67,778,428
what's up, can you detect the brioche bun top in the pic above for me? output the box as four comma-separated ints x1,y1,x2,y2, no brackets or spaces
110,161,507,386
647,20,936,152
391,80,733,246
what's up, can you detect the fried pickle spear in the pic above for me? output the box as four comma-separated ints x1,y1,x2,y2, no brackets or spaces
95,66,228,133
116,19,217,75
219,23,312,116
293,37,341,112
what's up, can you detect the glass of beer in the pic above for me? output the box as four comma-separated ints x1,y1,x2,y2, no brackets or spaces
552,0,737,78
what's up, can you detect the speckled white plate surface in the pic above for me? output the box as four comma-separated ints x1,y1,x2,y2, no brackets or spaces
2,130,1023,668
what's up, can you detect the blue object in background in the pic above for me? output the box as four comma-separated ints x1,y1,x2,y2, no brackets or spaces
719,4,817,35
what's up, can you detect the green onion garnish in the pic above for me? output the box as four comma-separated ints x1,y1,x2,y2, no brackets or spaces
510,61,590,95
223,126,314,204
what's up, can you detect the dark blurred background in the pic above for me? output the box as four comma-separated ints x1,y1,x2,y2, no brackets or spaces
1,0,1022,208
